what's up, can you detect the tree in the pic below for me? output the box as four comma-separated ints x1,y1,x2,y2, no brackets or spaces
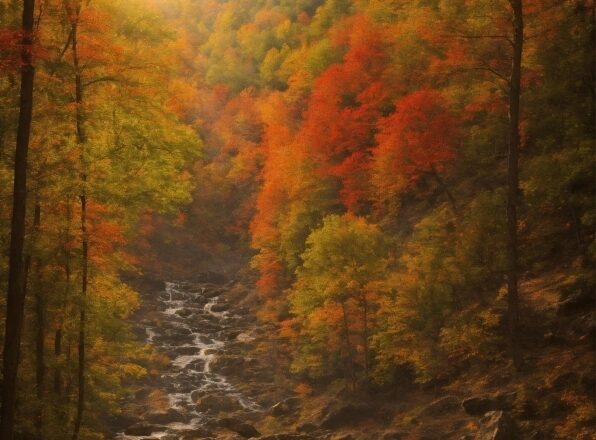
505,0,523,371
1,2,36,438
290,215,387,384
372,89,459,211
302,14,390,213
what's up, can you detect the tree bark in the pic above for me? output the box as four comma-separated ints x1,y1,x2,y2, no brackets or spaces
70,6,89,437
340,301,356,388
55,198,72,396
506,0,524,371
54,199,72,396
359,291,370,381
0,2,37,439
32,204,45,439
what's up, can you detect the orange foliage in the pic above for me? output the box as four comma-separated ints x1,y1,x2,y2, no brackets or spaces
302,16,390,212
373,89,458,189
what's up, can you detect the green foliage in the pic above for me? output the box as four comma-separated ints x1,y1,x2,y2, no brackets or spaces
289,215,388,379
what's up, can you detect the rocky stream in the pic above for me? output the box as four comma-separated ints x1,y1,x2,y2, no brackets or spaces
114,277,275,440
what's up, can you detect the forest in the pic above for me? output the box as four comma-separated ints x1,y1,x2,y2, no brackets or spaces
0,0,594,439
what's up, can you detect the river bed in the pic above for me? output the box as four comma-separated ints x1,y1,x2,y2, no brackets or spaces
116,280,262,439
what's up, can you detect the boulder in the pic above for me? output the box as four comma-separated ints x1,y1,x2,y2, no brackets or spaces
551,371,579,391
211,302,230,313
475,411,517,440
382,432,408,440
176,308,194,318
181,428,215,439
194,271,229,284
124,422,164,436
296,423,317,433
320,403,374,429
144,408,186,424
218,417,261,438
191,389,207,402
270,397,301,416
260,435,315,440
462,392,515,416
210,355,245,375
557,281,594,316
196,394,241,413
420,395,460,417
168,346,200,357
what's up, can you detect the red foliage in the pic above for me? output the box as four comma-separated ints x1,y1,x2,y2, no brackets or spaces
0,29,47,70
302,16,390,212
373,89,458,187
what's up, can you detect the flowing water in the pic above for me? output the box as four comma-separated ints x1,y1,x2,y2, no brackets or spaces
116,281,261,439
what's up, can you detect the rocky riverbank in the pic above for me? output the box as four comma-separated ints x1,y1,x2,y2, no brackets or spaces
112,273,592,440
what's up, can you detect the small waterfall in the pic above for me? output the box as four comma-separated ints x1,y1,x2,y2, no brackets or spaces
117,281,260,439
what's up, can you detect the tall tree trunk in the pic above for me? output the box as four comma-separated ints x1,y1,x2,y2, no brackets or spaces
55,199,72,397
31,203,45,439
359,291,370,381
72,195,87,440
70,7,88,438
506,0,524,371
0,2,37,439
340,301,356,388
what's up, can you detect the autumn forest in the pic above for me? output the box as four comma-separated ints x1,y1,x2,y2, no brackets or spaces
0,0,594,439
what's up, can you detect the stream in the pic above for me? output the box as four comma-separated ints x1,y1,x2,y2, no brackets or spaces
116,280,262,439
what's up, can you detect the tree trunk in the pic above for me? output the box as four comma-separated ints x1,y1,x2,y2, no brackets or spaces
70,7,89,437
72,195,87,440
340,301,356,388
359,291,370,381
55,199,72,396
32,204,45,439
0,2,37,439
506,0,524,371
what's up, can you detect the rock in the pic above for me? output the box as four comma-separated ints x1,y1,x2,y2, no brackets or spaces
107,412,139,431
198,334,213,344
462,392,515,416
210,355,245,375
144,408,186,424
180,427,215,439
463,397,496,416
420,395,460,417
218,417,261,438
541,394,571,418
475,411,517,440
320,403,374,429
236,332,255,343
203,289,223,299
557,283,594,316
580,373,595,396
133,387,153,400
211,302,230,313
382,432,407,440
260,435,315,440
124,422,164,436
176,308,194,318
168,346,200,357
191,389,207,402
270,397,301,416
196,394,242,413
193,271,229,284
296,423,317,433
551,371,579,390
